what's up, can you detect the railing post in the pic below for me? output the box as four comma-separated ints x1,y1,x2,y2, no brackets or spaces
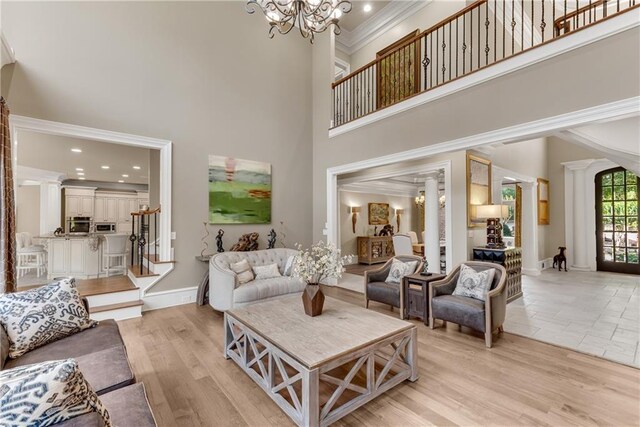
130,214,136,267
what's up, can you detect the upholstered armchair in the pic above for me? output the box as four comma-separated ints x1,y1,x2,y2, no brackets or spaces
364,255,423,318
428,261,507,348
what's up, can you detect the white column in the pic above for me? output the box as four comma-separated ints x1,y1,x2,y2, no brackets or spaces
40,181,61,235
424,172,440,273
571,167,589,270
520,181,540,276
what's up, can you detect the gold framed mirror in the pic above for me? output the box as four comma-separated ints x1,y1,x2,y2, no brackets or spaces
466,153,492,228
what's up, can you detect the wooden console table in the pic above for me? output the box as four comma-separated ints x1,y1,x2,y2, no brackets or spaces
472,247,523,303
357,236,394,265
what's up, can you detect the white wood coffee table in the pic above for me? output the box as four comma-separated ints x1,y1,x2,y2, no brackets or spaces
224,295,418,427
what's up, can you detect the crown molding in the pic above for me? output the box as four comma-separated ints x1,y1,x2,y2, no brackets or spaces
336,0,431,55
339,181,419,198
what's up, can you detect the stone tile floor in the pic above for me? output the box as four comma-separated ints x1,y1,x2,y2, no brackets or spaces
504,269,640,368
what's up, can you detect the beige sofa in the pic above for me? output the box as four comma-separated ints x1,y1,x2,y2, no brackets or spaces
209,248,305,311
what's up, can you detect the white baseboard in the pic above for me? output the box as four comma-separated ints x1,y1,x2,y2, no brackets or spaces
539,257,554,271
142,286,198,312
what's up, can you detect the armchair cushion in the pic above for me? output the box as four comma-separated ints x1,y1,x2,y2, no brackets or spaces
385,259,418,284
431,295,486,332
452,264,496,301
366,281,400,307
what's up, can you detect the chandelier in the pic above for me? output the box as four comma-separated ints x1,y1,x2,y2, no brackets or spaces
247,0,352,42
415,191,446,208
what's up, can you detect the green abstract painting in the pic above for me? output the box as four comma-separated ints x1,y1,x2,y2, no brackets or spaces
208,155,272,224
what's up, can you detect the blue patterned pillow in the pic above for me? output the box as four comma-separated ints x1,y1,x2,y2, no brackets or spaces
0,358,112,426
0,279,97,359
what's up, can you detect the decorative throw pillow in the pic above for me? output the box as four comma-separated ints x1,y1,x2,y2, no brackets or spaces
0,278,97,359
283,255,296,277
253,263,282,280
385,259,419,284
230,259,254,285
0,358,112,427
453,264,496,301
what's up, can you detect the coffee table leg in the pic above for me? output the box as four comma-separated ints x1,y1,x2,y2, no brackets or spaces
223,313,232,360
302,368,320,427
407,327,419,382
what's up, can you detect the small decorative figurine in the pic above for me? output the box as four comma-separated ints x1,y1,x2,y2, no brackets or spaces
420,258,431,276
230,233,259,252
378,224,394,236
216,229,225,253
267,229,277,249
201,222,210,257
53,227,64,237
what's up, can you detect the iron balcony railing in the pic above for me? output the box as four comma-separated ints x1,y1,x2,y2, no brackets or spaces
331,0,638,128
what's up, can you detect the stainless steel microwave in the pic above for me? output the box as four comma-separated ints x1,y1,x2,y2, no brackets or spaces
67,216,92,234
95,222,117,234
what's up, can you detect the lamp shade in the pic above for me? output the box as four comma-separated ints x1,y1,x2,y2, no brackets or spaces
395,208,405,215
350,206,361,214
475,204,507,219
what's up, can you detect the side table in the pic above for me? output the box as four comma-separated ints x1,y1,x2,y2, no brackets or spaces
402,273,445,324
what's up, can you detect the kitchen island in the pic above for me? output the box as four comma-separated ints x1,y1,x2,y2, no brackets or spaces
37,234,126,280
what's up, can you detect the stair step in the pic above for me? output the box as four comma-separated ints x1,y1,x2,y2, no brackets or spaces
77,276,136,297
144,254,175,264
128,265,159,278
90,300,144,314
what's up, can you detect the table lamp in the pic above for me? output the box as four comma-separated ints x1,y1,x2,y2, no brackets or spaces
476,204,509,248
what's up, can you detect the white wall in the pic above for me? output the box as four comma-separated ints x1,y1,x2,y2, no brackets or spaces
2,2,314,292
16,185,40,237
339,190,417,257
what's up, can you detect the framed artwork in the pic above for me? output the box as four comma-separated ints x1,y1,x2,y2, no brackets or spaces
368,203,390,225
208,155,272,224
537,178,550,225
466,153,492,228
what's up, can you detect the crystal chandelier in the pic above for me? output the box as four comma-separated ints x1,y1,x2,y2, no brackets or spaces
247,0,352,42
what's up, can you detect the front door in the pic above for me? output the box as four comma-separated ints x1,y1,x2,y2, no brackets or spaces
595,167,640,274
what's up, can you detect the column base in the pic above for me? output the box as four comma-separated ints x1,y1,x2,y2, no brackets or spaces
570,265,592,272
522,268,541,276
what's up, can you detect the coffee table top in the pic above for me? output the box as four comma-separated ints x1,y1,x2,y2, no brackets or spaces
227,295,414,369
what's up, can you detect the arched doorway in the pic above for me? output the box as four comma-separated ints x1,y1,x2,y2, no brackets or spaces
595,167,639,274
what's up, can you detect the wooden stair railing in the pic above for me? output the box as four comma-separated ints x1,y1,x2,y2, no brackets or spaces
130,206,161,277
331,0,639,128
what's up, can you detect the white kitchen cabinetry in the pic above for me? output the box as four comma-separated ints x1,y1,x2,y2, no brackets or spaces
47,237,101,279
64,187,96,218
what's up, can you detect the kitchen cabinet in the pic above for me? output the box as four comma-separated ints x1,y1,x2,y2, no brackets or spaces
64,187,96,218
94,198,105,221
46,237,101,279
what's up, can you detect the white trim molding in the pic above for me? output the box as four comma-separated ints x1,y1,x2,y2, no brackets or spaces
9,115,173,262
336,0,432,55
330,10,640,138
143,287,198,312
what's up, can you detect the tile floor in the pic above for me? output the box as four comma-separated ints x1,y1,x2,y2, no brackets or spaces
504,269,640,368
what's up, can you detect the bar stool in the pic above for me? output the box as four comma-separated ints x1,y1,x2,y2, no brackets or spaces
103,234,129,276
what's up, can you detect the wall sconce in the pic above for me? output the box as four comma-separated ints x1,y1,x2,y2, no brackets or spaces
350,206,361,233
395,208,405,231
476,204,509,248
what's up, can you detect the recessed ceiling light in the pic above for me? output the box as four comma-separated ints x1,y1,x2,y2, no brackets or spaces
77,172,85,176
71,148,82,153
363,3,372,12
132,166,141,170
118,180,124,183
75,168,84,171
122,174,129,178
78,177,86,180
101,165,110,169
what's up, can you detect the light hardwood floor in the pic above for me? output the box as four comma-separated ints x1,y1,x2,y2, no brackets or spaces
118,286,640,427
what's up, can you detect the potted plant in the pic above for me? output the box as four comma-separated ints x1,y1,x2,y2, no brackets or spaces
292,241,353,316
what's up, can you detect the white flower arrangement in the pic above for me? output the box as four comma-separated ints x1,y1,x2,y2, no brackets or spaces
292,241,354,285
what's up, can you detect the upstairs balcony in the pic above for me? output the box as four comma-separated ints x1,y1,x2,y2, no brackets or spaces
331,0,639,130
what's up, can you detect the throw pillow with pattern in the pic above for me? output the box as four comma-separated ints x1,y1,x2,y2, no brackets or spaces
385,259,419,284
452,264,496,301
0,358,112,427
283,255,296,277
253,263,282,280
230,259,254,285
0,278,97,359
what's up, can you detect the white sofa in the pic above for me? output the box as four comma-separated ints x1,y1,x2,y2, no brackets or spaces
209,248,306,311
